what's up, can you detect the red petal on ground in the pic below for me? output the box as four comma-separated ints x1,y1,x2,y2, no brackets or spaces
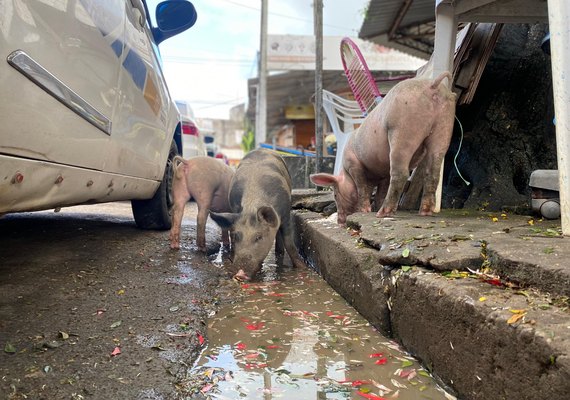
369,353,384,358
245,353,259,359
357,391,386,400
197,333,205,345
484,278,504,287
245,322,265,331
351,380,371,386
375,358,388,365
201,384,213,393
326,311,346,319
266,345,280,349
236,342,247,350
111,347,121,356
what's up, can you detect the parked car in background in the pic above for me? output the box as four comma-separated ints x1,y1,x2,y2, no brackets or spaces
175,100,207,158
204,134,218,157
0,0,197,230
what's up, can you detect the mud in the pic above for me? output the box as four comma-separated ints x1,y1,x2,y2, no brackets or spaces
0,202,239,399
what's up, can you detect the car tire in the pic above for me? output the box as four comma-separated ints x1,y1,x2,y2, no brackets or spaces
131,140,178,230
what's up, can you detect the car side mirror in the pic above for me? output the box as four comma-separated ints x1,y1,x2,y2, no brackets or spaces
152,0,197,45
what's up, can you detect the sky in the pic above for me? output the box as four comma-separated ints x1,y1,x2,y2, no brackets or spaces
147,0,370,120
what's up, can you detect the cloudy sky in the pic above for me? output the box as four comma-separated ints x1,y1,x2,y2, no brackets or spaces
148,0,369,119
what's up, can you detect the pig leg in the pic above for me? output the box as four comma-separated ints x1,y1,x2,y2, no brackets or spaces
280,217,307,268
418,153,444,215
195,197,212,252
221,228,230,249
169,168,191,249
347,167,374,213
419,119,455,215
372,178,390,212
275,231,285,266
377,146,415,217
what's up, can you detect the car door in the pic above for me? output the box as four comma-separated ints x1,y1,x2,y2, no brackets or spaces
103,0,177,180
0,0,124,170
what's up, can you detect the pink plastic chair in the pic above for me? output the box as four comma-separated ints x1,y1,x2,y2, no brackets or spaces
340,37,383,115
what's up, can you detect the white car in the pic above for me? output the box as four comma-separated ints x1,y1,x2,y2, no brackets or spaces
0,0,197,229
175,100,207,158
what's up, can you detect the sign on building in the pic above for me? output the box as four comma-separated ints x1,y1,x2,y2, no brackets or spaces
267,35,425,72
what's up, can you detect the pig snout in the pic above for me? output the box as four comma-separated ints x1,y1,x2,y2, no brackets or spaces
233,269,251,282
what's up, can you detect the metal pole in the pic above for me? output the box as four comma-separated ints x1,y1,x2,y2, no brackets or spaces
256,0,268,147
314,0,323,173
547,0,570,235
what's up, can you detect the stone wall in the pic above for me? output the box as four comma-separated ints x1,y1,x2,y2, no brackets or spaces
282,155,334,189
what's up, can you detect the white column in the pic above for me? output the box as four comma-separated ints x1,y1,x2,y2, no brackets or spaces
548,0,570,234
432,1,458,212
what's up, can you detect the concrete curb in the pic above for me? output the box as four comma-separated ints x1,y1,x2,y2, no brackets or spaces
293,209,570,400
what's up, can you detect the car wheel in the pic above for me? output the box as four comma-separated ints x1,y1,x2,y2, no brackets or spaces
131,140,178,230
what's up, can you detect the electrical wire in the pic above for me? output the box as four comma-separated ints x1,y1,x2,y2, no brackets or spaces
453,115,470,186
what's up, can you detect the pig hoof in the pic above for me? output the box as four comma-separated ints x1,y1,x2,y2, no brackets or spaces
233,270,250,282
292,257,307,268
170,242,180,250
376,209,394,218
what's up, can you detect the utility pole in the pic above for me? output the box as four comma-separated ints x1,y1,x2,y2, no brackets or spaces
255,0,268,148
314,0,323,173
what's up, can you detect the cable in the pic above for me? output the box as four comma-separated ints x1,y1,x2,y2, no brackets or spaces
218,0,357,34
453,115,470,186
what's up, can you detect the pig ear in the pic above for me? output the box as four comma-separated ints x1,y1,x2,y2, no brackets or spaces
257,206,279,228
209,211,239,229
310,173,338,187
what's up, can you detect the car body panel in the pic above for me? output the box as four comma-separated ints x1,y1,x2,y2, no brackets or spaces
0,0,193,215
104,1,176,179
0,155,158,213
0,0,122,170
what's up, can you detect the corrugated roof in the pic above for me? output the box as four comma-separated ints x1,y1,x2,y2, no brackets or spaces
359,0,440,59
359,0,548,58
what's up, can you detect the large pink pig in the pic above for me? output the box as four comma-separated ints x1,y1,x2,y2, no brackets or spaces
169,156,234,252
310,71,456,225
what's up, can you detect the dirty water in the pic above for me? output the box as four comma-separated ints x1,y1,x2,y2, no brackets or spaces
183,264,455,400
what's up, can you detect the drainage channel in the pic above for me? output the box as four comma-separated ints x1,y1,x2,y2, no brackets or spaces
185,266,455,399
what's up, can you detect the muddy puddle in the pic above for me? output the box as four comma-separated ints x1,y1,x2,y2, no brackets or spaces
184,265,455,400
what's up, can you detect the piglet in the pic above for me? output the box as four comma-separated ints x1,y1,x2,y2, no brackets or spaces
310,71,456,225
169,156,234,252
210,149,307,281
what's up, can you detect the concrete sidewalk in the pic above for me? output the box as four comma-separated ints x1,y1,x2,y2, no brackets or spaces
292,190,570,400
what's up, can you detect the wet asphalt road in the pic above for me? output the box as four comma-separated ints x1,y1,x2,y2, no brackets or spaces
0,202,239,399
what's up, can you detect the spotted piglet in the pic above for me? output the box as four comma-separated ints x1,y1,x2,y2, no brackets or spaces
210,149,307,281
